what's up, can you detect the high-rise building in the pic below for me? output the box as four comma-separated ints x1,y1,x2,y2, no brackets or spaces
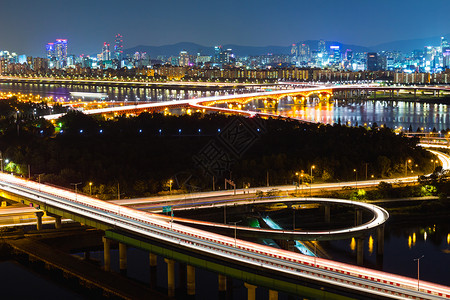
345,49,353,61
441,37,450,52
102,42,111,61
318,40,326,53
46,43,55,60
367,52,379,71
54,39,68,69
291,44,298,57
179,50,189,67
114,34,124,61
329,46,341,64
298,44,310,63
214,46,222,63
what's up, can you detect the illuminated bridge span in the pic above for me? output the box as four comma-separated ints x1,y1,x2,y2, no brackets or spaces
156,197,388,241
42,83,450,121
42,85,334,120
0,173,449,299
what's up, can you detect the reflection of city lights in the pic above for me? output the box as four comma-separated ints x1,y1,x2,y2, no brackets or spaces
424,231,427,241
408,235,412,249
350,237,356,251
413,232,416,245
368,235,374,254
447,233,450,245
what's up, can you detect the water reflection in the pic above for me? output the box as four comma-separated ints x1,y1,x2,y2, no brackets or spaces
350,237,356,251
238,96,450,131
368,235,374,255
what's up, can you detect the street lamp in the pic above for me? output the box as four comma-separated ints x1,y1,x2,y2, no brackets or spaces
295,171,305,195
413,255,424,291
70,182,82,200
431,159,436,171
353,169,358,188
169,179,173,194
89,182,93,195
405,159,411,177
0,151,3,172
310,165,315,196
36,173,45,192
229,220,242,247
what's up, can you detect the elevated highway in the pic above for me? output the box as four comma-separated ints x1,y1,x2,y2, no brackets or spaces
0,172,449,299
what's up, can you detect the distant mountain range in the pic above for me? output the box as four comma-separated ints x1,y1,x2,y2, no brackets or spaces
370,34,450,52
123,35,450,58
124,41,371,57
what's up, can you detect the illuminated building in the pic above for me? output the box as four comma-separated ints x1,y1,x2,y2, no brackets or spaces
329,45,341,64
179,50,189,67
114,33,123,61
46,43,55,60
102,42,111,61
367,52,379,71
298,44,310,64
291,44,298,57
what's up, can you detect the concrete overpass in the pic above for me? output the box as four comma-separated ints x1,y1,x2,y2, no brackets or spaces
0,173,449,299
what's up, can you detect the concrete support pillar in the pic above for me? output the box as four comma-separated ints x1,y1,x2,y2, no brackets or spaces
164,258,175,297
119,243,127,273
377,224,385,255
35,212,44,231
324,204,331,223
356,209,363,226
357,238,364,266
102,236,111,271
186,264,195,296
218,274,227,292
179,263,186,293
149,253,157,289
244,283,257,300
269,290,278,300
54,216,62,229
149,253,157,267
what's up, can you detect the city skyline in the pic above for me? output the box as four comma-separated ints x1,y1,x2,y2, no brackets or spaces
1,0,450,56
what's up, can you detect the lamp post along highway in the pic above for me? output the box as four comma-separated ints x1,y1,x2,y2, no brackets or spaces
405,159,411,177
353,169,358,189
310,165,315,196
229,220,242,248
0,151,3,172
37,173,45,192
70,182,82,200
89,182,93,195
413,255,424,291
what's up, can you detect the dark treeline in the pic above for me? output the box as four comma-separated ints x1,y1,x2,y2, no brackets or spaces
0,106,435,199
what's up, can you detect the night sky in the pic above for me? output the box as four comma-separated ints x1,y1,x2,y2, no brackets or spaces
1,0,450,56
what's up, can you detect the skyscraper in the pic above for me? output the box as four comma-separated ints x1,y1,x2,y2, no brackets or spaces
318,40,326,53
298,44,310,63
179,50,189,67
102,42,111,61
291,44,298,57
46,39,67,69
114,34,124,61
367,52,379,71
329,46,341,64
214,46,222,63
46,43,55,60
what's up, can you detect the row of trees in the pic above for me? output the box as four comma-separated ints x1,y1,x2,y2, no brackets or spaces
0,100,436,200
